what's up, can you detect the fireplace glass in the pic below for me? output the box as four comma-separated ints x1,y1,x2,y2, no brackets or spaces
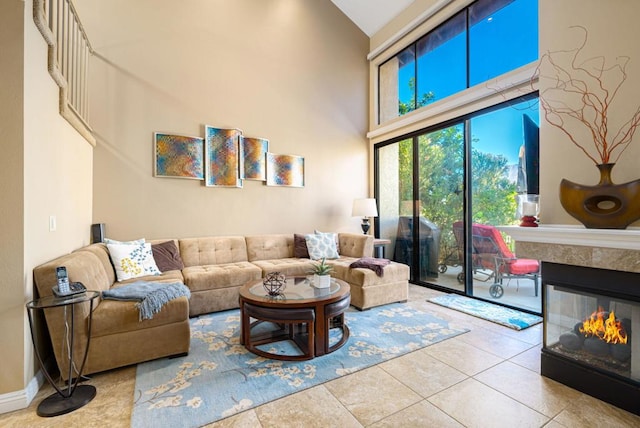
541,262,639,415
545,284,639,383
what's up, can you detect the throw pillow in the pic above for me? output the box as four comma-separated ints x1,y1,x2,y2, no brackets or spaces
305,232,339,260
151,240,185,272
103,237,145,245
314,229,340,254
293,234,310,258
107,242,161,281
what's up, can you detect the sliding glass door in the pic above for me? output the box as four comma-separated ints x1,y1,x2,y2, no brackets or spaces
375,96,541,313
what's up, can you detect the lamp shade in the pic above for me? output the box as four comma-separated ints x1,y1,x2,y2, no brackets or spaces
352,198,378,217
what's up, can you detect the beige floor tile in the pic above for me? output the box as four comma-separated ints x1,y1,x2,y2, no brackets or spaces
0,367,135,428
379,349,467,398
543,421,567,428
509,344,542,373
456,327,537,359
423,336,503,376
324,366,421,426
474,361,582,417
203,408,262,427
428,378,549,428
369,400,464,427
476,317,542,346
552,393,640,428
254,385,361,428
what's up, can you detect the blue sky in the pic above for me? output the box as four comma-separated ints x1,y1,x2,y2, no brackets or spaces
397,0,538,164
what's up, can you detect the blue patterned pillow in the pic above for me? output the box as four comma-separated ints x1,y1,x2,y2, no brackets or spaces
305,232,339,260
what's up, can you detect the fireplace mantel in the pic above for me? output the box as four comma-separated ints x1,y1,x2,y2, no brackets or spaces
498,225,640,273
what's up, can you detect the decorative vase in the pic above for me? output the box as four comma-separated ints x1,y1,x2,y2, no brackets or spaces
313,274,331,289
559,163,640,229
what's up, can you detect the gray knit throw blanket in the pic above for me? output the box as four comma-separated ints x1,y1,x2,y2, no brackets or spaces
102,281,191,321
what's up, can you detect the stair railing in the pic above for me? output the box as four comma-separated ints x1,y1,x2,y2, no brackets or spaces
33,0,95,145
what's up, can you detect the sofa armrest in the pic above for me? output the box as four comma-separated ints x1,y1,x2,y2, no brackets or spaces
338,233,374,258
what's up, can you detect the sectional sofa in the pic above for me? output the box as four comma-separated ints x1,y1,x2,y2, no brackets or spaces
32,233,409,378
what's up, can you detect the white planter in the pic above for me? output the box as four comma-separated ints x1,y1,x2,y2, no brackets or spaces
313,274,331,288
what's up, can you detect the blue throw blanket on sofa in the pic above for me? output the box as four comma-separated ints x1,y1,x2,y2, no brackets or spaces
102,281,190,321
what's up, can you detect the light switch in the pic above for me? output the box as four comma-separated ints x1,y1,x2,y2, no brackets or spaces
49,215,57,232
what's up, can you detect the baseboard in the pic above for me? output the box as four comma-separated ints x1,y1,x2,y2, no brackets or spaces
0,368,45,415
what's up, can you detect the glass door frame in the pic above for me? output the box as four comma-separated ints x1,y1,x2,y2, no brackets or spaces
374,93,541,315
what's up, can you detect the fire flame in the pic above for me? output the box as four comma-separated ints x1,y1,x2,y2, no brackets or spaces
579,306,628,344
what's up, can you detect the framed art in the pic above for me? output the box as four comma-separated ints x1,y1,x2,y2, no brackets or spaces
240,136,269,181
153,133,204,180
266,153,305,187
204,126,243,187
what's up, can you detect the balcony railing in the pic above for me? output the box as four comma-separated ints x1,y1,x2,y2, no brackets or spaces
33,0,95,145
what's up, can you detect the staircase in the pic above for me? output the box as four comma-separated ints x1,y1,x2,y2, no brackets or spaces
33,0,95,145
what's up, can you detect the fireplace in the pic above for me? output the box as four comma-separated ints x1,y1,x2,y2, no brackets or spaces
498,225,640,415
542,262,639,415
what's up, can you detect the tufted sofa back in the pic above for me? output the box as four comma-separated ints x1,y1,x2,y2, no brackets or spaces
179,236,248,266
245,234,295,261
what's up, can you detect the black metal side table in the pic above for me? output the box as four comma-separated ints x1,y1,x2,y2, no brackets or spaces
26,291,100,417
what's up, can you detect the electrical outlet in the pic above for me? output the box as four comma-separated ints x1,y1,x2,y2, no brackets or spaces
49,215,57,232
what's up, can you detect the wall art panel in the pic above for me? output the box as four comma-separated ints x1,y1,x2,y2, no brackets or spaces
266,153,305,187
154,133,204,180
240,136,269,181
204,126,243,187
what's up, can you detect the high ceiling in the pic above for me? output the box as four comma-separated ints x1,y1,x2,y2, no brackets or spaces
331,0,416,36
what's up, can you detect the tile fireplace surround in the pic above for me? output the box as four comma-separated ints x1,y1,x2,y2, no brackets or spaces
500,225,640,415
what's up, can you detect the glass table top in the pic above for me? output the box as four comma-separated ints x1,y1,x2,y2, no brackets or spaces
248,276,340,300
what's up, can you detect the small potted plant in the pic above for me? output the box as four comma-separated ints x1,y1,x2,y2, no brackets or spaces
309,258,333,288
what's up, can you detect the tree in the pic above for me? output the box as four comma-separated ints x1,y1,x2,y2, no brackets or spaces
397,125,517,264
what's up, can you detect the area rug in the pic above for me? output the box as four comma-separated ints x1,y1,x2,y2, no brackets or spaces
427,294,542,330
131,303,468,427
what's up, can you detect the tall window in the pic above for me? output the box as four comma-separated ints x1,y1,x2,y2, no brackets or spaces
373,0,540,314
378,0,538,124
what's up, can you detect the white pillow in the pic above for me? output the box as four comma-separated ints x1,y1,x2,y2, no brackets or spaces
305,232,339,260
107,242,161,281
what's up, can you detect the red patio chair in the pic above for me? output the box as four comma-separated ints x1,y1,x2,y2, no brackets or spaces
453,221,540,298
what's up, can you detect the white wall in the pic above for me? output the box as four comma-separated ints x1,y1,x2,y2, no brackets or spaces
75,0,371,240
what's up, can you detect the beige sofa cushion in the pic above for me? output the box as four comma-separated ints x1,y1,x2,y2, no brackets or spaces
92,295,189,337
329,258,409,287
179,236,248,266
182,262,261,292
245,234,294,261
337,233,374,258
251,258,316,277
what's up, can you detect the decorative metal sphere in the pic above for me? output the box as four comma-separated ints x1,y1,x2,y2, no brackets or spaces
263,272,286,296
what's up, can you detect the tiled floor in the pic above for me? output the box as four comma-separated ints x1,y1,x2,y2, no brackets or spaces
2,284,639,427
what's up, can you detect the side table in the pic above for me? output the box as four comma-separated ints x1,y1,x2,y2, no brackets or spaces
373,238,391,258
26,291,100,417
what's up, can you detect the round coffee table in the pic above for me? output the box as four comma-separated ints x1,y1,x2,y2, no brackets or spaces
239,276,350,361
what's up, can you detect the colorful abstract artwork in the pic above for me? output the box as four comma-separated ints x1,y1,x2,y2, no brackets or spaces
204,126,243,187
240,136,269,181
266,153,305,187
154,133,204,180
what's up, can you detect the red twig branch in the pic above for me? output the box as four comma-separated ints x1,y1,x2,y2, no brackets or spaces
536,26,639,165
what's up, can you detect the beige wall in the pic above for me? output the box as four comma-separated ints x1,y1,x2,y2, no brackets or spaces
538,0,640,225
0,0,93,403
369,0,640,227
0,0,26,396
75,0,370,240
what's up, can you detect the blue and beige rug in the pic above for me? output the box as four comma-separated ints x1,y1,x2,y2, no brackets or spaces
428,293,542,330
131,303,468,427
